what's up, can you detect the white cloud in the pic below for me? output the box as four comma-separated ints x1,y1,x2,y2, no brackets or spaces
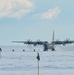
0,0,33,18
41,7,61,20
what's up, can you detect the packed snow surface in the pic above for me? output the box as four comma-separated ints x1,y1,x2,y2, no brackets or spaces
0,45,74,75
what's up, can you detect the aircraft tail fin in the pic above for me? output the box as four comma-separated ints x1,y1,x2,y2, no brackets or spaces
51,30,55,51
52,30,55,42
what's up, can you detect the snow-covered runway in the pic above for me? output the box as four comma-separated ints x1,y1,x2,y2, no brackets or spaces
0,51,74,75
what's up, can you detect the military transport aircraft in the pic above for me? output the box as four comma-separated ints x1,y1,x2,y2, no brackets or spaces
12,31,74,51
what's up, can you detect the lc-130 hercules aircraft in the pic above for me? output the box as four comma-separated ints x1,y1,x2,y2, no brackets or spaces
12,31,74,51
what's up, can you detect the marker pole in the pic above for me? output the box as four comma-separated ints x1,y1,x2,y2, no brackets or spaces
0,51,1,59
36,53,40,75
37,59,39,75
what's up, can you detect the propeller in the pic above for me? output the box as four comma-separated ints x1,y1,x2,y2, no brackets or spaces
26,39,32,45
64,38,70,43
54,39,60,44
37,39,43,45
36,39,40,44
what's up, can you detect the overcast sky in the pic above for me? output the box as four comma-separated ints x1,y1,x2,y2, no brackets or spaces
0,0,74,45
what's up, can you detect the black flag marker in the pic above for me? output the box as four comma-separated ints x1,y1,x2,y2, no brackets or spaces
37,53,40,61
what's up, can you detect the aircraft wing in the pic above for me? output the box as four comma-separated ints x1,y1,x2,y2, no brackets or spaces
12,41,34,44
52,40,74,45
12,41,26,43
12,41,45,46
